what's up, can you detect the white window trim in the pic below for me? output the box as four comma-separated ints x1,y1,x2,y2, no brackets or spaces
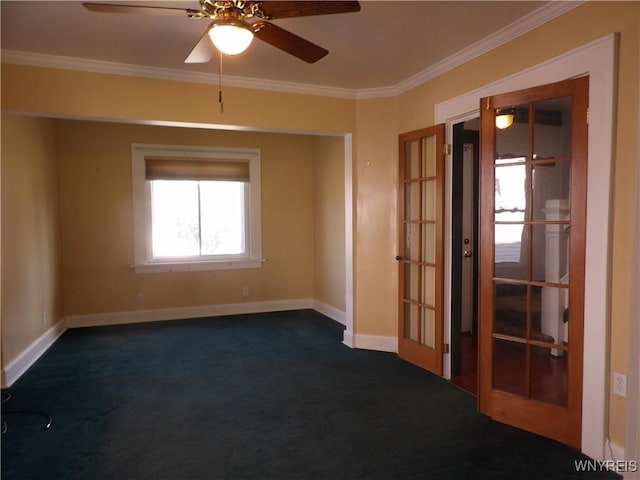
131,143,262,273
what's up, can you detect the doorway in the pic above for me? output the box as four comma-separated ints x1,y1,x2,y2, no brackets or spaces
436,35,614,458
450,120,479,395
445,77,588,447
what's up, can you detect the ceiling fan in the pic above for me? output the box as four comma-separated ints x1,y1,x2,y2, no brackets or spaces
82,0,361,63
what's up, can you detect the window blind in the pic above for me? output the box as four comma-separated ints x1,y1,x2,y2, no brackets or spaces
145,157,250,182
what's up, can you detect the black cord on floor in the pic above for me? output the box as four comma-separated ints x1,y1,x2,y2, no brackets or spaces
1,390,52,433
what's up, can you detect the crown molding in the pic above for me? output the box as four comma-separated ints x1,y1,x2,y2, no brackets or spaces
0,1,582,101
0,49,360,99
393,0,584,96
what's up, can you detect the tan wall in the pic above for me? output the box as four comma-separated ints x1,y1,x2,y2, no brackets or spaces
353,97,399,336
56,120,317,316
312,136,345,311
1,114,62,365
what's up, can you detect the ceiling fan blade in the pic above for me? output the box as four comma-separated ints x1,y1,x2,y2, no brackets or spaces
82,2,201,16
184,28,215,64
259,1,360,19
253,21,328,63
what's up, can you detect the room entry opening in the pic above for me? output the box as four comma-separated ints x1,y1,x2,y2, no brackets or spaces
399,76,588,449
450,120,480,395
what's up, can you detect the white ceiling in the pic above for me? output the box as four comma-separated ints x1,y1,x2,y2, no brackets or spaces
1,1,564,93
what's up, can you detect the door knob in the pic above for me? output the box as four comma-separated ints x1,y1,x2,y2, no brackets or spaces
463,250,473,258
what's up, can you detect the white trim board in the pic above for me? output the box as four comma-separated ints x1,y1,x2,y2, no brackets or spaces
1,321,66,388
343,133,355,342
0,2,581,100
65,298,315,328
66,299,348,330
604,441,635,479
313,300,347,326
435,34,616,461
344,333,398,353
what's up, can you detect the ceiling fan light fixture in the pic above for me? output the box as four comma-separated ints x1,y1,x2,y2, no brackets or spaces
208,21,254,56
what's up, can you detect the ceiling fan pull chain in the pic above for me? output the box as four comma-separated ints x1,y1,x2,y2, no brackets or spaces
218,51,224,114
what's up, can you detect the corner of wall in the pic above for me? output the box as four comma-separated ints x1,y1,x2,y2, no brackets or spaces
2,320,66,388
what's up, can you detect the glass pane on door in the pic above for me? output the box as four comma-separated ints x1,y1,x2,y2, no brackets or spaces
494,163,527,222
404,264,420,302
532,162,571,221
405,140,421,180
423,179,436,221
404,182,420,221
404,303,419,342
493,282,528,338
422,223,436,263
496,103,529,160
533,97,572,160
493,338,527,396
421,307,435,348
422,136,436,177
531,347,568,407
539,285,569,346
405,223,420,262
532,224,570,285
422,266,435,306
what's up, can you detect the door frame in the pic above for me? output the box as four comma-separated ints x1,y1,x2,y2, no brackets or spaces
435,34,616,460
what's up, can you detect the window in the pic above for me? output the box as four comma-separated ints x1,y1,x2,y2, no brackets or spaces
132,144,262,273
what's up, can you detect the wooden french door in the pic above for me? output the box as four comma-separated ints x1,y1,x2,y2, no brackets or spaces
478,77,588,448
398,124,445,375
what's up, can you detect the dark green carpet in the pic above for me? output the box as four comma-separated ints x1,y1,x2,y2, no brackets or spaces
1,310,620,479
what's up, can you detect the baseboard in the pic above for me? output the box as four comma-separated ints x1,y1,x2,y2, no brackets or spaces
1,321,66,388
605,440,625,463
342,329,354,348
65,298,315,328
312,300,346,325
603,440,638,478
342,330,397,353
352,333,398,353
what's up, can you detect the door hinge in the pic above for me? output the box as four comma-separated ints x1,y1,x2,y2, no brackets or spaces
587,107,590,125
444,144,452,155
443,343,450,354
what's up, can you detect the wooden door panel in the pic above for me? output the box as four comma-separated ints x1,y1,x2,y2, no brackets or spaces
398,124,445,376
478,77,588,449
491,391,569,442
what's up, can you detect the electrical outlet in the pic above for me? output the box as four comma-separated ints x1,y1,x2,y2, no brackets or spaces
613,372,627,397
242,287,250,297
41,311,47,326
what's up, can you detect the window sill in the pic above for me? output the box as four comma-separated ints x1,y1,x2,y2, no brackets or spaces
133,259,264,274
